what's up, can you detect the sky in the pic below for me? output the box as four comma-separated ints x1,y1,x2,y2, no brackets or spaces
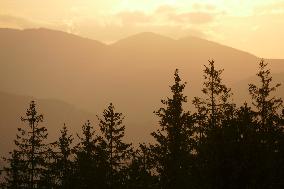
0,0,284,58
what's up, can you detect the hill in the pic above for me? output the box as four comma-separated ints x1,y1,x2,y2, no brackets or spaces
0,28,283,146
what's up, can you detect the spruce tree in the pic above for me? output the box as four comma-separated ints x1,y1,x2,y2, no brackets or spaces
151,69,194,189
96,103,132,189
45,124,74,189
73,120,99,189
249,60,283,130
193,60,234,130
192,61,235,189
248,60,284,188
4,101,48,188
55,125,73,188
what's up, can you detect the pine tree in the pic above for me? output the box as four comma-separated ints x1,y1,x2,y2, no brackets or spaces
45,124,74,189
249,59,283,130
192,61,235,189
193,60,234,130
4,101,48,188
97,103,132,189
248,60,284,188
73,120,99,189
151,69,194,189
55,125,73,188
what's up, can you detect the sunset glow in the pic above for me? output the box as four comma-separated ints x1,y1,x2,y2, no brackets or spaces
0,1,284,57
1,1,284,188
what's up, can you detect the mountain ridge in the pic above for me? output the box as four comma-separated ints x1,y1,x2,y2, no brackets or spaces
0,27,283,149
0,27,266,59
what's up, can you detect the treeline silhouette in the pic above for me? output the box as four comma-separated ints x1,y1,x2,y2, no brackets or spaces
1,60,284,189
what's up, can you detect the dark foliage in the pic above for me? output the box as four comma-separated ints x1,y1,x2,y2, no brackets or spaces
1,60,284,189
3,101,48,189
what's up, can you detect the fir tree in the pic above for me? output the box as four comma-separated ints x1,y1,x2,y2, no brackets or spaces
193,60,234,132
151,69,194,189
248,60,284,188
249,59,283,130
4,101,48,188
55,125,74,188
44,124,74,189
96,103,132,189
73,120,99,189
192,61,235,189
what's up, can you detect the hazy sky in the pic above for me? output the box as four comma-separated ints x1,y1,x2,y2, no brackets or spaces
1,0,284,58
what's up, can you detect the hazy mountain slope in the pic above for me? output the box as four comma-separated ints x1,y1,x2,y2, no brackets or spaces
0,28,283,146
0,91,95,157
0,28,107,105
109,32,281,81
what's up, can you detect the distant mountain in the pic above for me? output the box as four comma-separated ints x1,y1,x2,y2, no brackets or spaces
0,28,283,146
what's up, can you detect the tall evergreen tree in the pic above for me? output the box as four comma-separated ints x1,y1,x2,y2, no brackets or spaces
96,103,132,189
248,60,284,188
73,120,99,189
249,59,283,130
193,60,234,131
3,101,48,188
44,124,74,189
55,125,74,188
192,61,235,189
151,69,194,189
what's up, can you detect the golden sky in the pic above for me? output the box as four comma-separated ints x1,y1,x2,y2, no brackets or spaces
0,0,284,58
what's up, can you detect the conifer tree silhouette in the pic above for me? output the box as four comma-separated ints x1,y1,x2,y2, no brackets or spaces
97,103,132,189
249,60,283,130
73,120,99,189
192,61,235,189
44,124,74,188
4,101,48,188
2,60,284,189
248,60,284,188
151,69,194,189
193,60,234,131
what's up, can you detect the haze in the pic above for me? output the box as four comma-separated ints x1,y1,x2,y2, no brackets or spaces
1,0,284,58
1,1,284,188
0,0,283,158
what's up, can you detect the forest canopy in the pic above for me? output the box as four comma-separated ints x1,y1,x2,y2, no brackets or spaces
1,60,284,189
